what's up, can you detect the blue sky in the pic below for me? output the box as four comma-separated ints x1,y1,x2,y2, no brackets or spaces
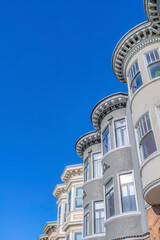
0,1,146,239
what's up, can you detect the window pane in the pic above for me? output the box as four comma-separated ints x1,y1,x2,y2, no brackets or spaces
93,153,102,178
105,179,115,219
94,201,104,234
84,159,89,182
131,73,143,95
141,131,157,161
76,187,82,197
149,62,160,79
84,205,89,237
120,173,137,212
75,232,82,240
103,127,110,155
115,119,128,147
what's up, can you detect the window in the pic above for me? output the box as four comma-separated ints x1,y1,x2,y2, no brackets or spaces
105,178,115,219
84,205,89,237
75,187,83,208
145,49,160,79
120,173,137,212
103,126,111,155
128,60,143,95
58,205,61,225
66,234,70,240
84,158,89,182
93,152,102,178
74,232,82,240
68,190,72,212
115,118,128,147
157,106,160,122
64,203,67,222
94,201,105,234
136,113,157,162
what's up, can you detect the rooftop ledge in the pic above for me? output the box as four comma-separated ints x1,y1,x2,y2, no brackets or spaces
112,0,160,83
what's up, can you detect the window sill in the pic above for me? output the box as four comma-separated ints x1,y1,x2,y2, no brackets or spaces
83,233,105,240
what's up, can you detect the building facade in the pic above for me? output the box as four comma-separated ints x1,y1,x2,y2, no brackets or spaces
53,164,83,240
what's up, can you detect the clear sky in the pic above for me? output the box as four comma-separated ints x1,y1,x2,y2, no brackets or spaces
0,1,146,239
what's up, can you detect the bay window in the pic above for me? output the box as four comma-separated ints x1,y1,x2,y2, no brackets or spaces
93,152,102,178
120,173,137,212
75,187,83,208
128,60,143,95
105,178,115,219
115,118,128,147
145,49,160,79
103,126,111,155
84,205,89,237
94,201,104,234
136,112,157,162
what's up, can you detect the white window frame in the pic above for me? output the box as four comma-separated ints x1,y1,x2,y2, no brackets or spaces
84,204,89,237
93,152,103,178
156,105,160,126
127,59,143,96
102,125,111,156
75,186,83,209
118,171,138,213
94,201,105,234
114,117,129,148
136,112,157,163
145,48,160,80
105,178,115,219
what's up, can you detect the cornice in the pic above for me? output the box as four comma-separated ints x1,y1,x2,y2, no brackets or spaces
38,234,48,240
91,93,128,130
43,221,57,235
75,131,101,158
53,183,66,198
61,164,83,183
112,0,160,83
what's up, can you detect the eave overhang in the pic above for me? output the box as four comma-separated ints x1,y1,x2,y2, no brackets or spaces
91,93,128,130
112,0,160,83
75,131,101,158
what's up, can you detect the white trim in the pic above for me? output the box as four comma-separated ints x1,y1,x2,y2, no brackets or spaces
83,233,105,240
155,105,160,127
118,170,138,214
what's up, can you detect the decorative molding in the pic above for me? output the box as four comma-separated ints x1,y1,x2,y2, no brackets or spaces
112,0,160,83
103,163,110,174
75,131,101,157
91,93,128,130
123,36,160,80
83,190,87,200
